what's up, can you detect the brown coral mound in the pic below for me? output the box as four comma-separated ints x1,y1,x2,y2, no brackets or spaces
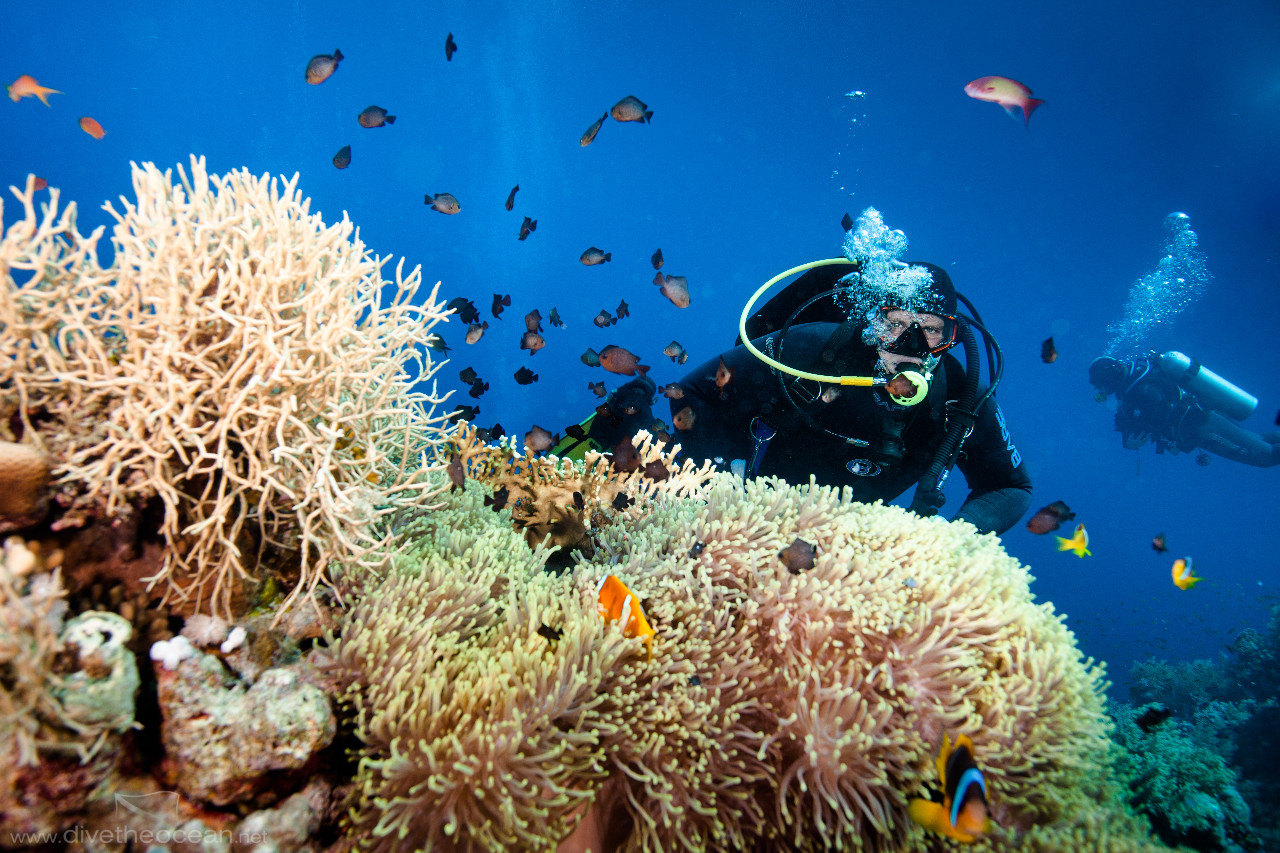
331,444,1167,851
0,164,453,614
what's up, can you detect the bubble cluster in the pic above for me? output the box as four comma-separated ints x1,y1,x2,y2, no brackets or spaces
835,207,940,338
1104,212,1212,357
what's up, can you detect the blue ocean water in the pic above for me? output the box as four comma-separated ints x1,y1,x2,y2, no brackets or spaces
4,0,1278,698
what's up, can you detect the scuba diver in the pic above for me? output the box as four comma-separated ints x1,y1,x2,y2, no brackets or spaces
583,257,1032,536
1088,352,1280,467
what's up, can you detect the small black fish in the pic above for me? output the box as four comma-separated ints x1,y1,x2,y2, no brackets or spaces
688,542,705,558
482,423,506,442
779,538,816,574
519,216,537,241
358,105,396,128
332,144,352,169
468,379,489,399
688,674,702,686
611,493,634,511
449,404,480,423
485,485,510,511
1041,336,1058,364
447,453,465,492
446,297,481,325
549,307,565,328
445,32,458,61
841,212,854,232
492,293,511,319
651,248,664,270
564,424,589,441
1135,704,1173,732
426,334,450,354
514,366,539,385
537,623,562,642
459,366,478,384
580,348,601,367
587,381,606,398
642,460,669,481
616,299,630,319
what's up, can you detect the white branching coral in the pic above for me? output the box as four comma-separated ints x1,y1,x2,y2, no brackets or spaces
0,161,456,614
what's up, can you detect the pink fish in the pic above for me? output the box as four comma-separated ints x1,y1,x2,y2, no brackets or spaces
964,76,1044,126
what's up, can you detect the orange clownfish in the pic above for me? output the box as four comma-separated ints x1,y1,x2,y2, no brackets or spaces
908,733,992,844
1055,523,1090,558
1172,557,1201,590
596,574,655,657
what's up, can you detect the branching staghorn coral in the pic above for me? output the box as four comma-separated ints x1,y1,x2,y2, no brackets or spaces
331,443,1172,852
0,161,454,614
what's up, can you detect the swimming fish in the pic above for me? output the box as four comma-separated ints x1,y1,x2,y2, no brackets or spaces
524,309,543,332
616,299,630,320
715,356,734,392
32,177,48,192
447,297,481,325
596,574,656,656
651,248,664,270
549,308,565,328
504,184,519,211
518,216,537,240
580,112,607,147
610,435,640,473
491,293,511,319
663,341,687,362
841,212,854,232
446,453,466,491
907,733,992,844
485,485,510,511
1056,523,1091,558
655,273,690,308
643,460,669,481
580,348,601,367
7,74,62,105
524,425,558,454
537,623,562,642
1152,533,1168,553
450,404,480,423
358,105,396,127
660,383,684,399
468,379,489,398
445,32,458,61
426,334,450,354
514,366,539,385
581,247,611,265
1041,336,1058,364
778,539,816,574
593,310,617,328
588,381,607,398
458,367,478,384
1172,557,1201,590
332,145,352,169
610,95,653,124
1026,500,1075,535
598,345,648,376
79,117,106,140
673,405,696,431
465,322,488,344
425,192,461,214
964,76,1045,126
521,331,546,355
305,49,343,84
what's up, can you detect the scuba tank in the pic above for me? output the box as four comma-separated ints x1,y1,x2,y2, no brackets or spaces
1156,351,1257,422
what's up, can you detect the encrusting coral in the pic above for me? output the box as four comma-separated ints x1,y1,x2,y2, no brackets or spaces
329,427,1171,852
0,161,455,615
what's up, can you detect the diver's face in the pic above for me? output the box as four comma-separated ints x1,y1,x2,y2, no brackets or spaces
879,310,947,350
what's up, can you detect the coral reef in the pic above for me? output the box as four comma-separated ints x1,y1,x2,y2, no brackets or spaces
329,431,1166,852
0,162,454,615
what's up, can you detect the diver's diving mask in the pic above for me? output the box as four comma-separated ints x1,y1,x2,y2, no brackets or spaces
878,306,957,357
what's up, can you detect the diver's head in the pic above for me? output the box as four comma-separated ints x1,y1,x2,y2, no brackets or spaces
871,262,959,358
1088,356,1130,397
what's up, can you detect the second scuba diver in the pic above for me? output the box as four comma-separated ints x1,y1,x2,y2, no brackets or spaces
586,258,1032,535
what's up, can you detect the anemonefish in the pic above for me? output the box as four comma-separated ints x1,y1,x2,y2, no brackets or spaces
1055,523,1090,558
1172,557,1201,590
964,76,1045,126
908,733,992,844
596,574,655,657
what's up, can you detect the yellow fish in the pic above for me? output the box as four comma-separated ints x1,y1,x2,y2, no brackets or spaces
908,733,993,844
1055,522,1090,557
1171,557,1201,590
596,574,655,657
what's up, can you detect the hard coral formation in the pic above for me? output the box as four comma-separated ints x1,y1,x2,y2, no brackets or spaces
0,162,454,615
331,441,1165,852
0,440,51,524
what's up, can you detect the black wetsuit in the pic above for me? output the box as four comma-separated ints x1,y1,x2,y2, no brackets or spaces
1110,359,1280,467
589,322,1032,535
